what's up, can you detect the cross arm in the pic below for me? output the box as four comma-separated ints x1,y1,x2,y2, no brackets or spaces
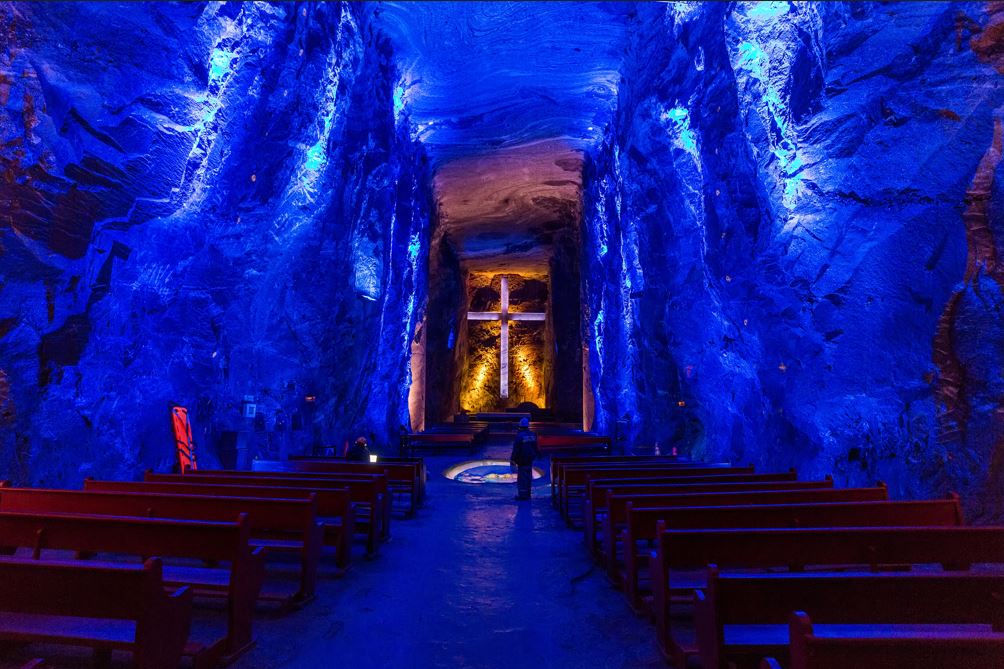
508,313,546,321
467,312,502,321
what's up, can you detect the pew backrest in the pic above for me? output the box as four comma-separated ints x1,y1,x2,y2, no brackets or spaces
146,472,386,503
586,479,836,514
249,460,418,484
628,497,963,540
696,569,1004,669
85,479,351,518
607,486,888,525
0,487,319,534
0,557,192,669
700,568,1004,628
657,525,1004,572
784,612,1004,669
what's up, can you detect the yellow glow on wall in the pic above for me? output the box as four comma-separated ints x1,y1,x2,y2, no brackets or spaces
460,361,492,411
515,346,545,407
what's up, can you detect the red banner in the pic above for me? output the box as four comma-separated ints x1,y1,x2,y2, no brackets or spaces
171,405,197,472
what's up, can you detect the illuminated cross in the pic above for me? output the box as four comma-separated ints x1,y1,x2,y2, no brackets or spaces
467,275,546,399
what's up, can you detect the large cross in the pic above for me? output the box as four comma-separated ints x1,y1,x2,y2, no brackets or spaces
467,276,546,399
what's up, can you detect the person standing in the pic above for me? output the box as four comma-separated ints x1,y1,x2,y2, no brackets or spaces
510,417,539,500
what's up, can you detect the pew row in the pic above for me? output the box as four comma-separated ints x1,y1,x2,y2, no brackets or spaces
84,478,353,569
696,568,1004,669
402,433,475,456
649,525,1004,665
597,485,888,575
0,557,192,669
549,457,734,508
250,459,422,516
292,455,427,505
558,466,764,523
618,496,963,613
548,455,693,501
536,434,611,453
764,611,1004,669
0,511,264,665
582,478,836,557
148,471,388,554
0,486,321,604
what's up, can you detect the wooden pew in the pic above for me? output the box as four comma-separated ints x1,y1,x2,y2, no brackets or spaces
559,467,777,524
18,660,50,669
174,469,390,541
768,611,1004,669
548,455,715,504
649,525,1004,665
597,485,887,573
619,497,963,612
559,465,761,522
149,471,387,555
537,434,611,453
403,433,474,456
695,568,1004,669
0,487,322,604
84,478,353,569
293,455,427,505
582,478,836,557
251,459,421,517
549,453,687,479
0,511,264,665
0,557,192,669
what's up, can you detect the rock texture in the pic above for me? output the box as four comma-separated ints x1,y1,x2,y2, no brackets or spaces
583,1,1004,513
373,2,629,273
5,1,1004,516
0,2,431,484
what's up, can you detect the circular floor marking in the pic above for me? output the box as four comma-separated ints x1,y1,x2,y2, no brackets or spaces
444,459,545,484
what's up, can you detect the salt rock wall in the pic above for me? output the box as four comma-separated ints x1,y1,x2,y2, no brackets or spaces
0,2,430,485
583,1,1004,513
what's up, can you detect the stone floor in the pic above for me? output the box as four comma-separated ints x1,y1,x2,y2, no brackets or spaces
232,449,664,669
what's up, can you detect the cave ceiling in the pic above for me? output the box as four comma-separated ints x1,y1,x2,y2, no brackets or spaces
373,1,633,272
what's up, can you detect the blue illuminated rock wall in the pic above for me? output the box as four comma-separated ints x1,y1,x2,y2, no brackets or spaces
0,2,430,484
584,1,1004,514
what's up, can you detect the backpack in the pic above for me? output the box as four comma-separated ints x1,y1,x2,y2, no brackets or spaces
513,433,538,465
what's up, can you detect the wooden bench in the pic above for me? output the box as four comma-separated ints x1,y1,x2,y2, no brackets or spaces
619,497,963,612
649,525,1004,665
0,511,264,665
293,455,427,505
696,568,1004,669
251,459,422,516
537,434,612,453
559,465,760,522
84,478,353,569
583,478,835,557
549,453,682,482
179,469,391,536
0,557,192,669
549,455,711,504
559,466,770,524
402,433,475,456
765,611,1004,669
0,487,322,604
597,485,887,574
150,471,388,556
571,472,803,525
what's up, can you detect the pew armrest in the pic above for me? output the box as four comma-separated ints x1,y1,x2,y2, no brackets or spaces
759,659,783,669
650,528,670,655
693,586,720,669
136,584,193,669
